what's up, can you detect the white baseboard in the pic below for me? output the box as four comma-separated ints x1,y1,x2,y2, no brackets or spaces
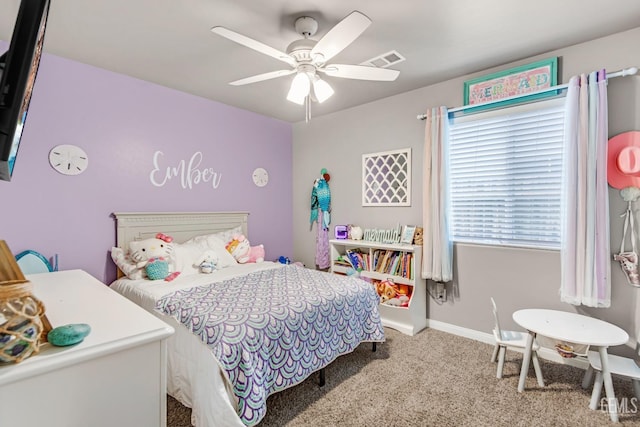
426,319,589,370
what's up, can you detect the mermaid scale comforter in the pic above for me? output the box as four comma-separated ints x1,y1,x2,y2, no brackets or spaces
155,264,385,426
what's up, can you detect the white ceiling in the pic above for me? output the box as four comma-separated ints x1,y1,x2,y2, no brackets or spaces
2,0,640,123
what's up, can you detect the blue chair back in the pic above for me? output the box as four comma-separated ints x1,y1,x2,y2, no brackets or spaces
15,250,58,274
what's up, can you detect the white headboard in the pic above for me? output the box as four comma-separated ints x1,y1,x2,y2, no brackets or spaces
112,212,249,253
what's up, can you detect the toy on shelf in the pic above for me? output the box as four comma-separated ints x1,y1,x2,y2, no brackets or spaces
349,225,363,240
413,227,424,245
374,279,412,308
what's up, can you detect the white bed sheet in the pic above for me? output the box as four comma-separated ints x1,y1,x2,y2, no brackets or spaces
110,262,283,427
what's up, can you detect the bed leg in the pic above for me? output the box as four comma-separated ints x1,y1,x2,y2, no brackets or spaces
372,342,377,352
318,368,325,387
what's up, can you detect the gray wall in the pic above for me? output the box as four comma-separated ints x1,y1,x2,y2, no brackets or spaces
292,27,640,357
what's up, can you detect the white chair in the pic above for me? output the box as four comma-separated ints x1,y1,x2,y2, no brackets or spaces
491,297,544,385
582,350,640,410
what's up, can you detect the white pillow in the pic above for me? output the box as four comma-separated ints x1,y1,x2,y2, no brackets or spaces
190,226,243,247
183,234,238,269
172,242,206,276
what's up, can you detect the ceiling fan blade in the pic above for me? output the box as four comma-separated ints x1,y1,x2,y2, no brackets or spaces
310,11,371,64
211,26,297,67
230,69,296,86
321,64,400,81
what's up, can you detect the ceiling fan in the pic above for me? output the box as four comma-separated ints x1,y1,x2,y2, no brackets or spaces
210,11,400,106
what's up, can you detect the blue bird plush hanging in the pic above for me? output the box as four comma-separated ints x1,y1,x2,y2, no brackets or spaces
310,168,332,270
310,169,331,230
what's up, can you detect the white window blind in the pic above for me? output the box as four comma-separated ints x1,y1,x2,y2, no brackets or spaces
448,98,565,249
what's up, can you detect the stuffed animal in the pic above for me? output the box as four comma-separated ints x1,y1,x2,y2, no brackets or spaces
194,250,218,274
375,279,410,307
129,233,180,281
278,256,291,264
349,225,364,240
225,234,265,264
413,227,424,245
385,294,410,307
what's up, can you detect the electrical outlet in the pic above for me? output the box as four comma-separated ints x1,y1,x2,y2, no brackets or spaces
435,282,446,301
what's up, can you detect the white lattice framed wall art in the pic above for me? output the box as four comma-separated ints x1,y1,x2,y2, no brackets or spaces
362,148,411,206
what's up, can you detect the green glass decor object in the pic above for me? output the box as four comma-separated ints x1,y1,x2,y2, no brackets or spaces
48,323,91,347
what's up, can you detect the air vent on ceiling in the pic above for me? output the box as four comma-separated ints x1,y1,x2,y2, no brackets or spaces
361,50,405,68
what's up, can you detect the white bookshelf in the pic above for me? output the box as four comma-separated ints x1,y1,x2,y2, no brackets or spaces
329,239,427,336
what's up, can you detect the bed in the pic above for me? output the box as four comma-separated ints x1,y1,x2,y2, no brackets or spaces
108,212,385,427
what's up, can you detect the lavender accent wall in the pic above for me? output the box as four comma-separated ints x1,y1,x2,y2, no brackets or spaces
0,46,293,284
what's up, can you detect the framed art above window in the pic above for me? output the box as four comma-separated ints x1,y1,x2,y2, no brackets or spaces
463,57,558,109
362,148,411,206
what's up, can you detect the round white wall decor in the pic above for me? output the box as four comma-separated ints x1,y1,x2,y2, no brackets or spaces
49,144,88,175
252,167,269,187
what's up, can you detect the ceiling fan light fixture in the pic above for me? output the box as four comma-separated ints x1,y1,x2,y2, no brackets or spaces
312,77,334,103
212,11,399,115
287,72,310,105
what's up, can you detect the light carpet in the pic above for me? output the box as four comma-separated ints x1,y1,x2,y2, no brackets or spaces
167,327,640,426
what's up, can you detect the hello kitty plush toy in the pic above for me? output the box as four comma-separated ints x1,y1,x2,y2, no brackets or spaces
129,233,181,281
225,234,265,264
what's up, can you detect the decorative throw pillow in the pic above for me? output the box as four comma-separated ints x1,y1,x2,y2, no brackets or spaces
110,247,145,280
213,226,243,246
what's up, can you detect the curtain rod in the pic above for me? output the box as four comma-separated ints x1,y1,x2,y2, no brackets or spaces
416,66,638,120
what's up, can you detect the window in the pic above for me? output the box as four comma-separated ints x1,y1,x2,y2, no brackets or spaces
448,97,565,249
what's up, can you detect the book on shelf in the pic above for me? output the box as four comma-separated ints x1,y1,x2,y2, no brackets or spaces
346,249,368,271
372,249,383,271
377,250,392,273
333,256,352,268
384,252,394,274
390,254,401,276
335,246,416,279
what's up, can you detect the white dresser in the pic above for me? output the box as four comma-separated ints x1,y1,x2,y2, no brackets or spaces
0,269,174,427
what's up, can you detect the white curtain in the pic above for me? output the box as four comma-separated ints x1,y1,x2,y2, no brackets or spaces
561,70,611,307
421,106,453,282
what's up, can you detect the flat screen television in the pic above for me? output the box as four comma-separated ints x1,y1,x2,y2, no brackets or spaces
0,0,51,182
